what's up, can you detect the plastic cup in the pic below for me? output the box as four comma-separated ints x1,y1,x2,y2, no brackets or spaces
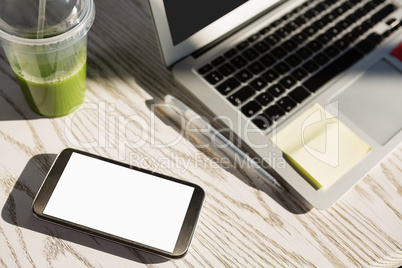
0,0,95,117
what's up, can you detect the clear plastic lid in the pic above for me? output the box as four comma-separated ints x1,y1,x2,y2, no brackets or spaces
0,0,95,49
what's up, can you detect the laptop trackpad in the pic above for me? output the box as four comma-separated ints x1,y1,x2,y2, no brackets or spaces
334,59,402,145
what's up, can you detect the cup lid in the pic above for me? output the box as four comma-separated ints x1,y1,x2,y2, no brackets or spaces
0,0,94,47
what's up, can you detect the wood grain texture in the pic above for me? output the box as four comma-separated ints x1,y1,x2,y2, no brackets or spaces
0,0,401,267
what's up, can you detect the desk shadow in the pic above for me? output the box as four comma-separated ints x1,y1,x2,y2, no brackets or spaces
148,100,313,215
0,52,44,121
1,154,168,265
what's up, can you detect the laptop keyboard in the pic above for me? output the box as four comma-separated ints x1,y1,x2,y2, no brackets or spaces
197,0,401,130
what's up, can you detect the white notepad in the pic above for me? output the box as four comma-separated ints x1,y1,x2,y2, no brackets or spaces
271,104,372,189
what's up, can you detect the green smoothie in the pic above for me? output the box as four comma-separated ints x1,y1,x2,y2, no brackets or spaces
9,39,88,118
15,60,86,117
0,0,95,117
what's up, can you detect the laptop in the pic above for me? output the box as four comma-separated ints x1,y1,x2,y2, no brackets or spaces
148,0,402,209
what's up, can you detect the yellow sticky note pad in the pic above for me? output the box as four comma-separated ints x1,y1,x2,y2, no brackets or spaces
271,104,371,189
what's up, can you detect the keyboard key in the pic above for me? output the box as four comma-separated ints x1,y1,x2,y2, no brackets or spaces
256,91,274,106
241,100,262,117
295,14,309,25
295,47,313,60
356,7,369,18
352,24,368,36
317,33,332,45
325,0,337,6
279,75,297,89
262,69,279,82
277,97,297,112
264,105,285,121
340,1,354,9
323,10,338,23
292,32,308,44
291,67,308,81
252,114,272,130
231,56,248,68
205,71,224,84
248,61,265,74
345,14,359,25
283,11,294,20
326,26,342,38
386,18,397,26
276,27,292,38
313,19,327,29
303,60,320,73
334,5,346,16
373,0,385,5
356,38,376,54
211,56,225,66
285,54,302,67
303,47,364,92
372,4,396,22
248,33,260,43
307,40,322,52
224,48,237,59
227,86,255,106
273,62,291,75
283,39,298,52
302,25,319,36
272,47,288,59
305,9,319,20
362,19,375,30
367,32,382,45
242,48,260,61
313,2,327,12
250,77,267,91
390,20,402,33
259,26,272,35
198,64,213,75
265,34,281,46
289,86,310,103
343,31,359,43
272,18,284,27
323,12,336,23
218,63,236,76
254,40,270,53
334,38,350,51
216,77,241,95
350,0,362,4
236,41,249,51
235,69,253,82
260,54,276,67
268,84,286,97
336,19,350,30
283,22,296,33
313,52,330,65
285,21,299,31
324,45,340,58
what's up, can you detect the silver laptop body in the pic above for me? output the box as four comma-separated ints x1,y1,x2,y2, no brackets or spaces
149,0,402,209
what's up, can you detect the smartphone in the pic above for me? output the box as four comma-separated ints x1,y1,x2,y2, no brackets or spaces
32,148,205,259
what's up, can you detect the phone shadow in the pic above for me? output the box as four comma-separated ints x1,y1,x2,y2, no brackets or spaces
1,153,168,265
148,99,313,215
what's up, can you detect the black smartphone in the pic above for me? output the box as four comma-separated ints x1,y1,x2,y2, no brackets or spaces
32,148,205,259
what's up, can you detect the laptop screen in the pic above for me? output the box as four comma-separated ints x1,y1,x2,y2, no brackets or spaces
149,0,280,66
164,0,249,45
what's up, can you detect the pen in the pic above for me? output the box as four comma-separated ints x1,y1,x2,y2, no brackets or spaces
164,95,284,191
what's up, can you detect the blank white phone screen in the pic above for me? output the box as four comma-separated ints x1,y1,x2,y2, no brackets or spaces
43,152,195,253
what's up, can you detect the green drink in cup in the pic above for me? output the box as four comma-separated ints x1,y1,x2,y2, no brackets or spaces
0,0,95,117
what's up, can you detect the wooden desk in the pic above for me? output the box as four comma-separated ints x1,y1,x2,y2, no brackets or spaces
0,0,401,266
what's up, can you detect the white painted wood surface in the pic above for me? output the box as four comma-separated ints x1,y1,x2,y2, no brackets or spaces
0,0,401,267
